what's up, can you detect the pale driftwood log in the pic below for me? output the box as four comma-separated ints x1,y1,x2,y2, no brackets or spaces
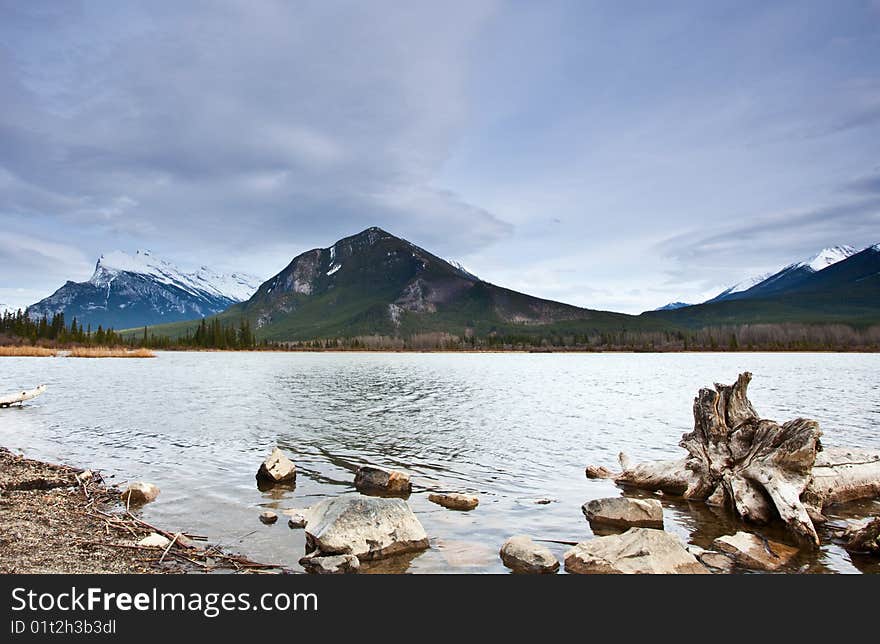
0,384,47,408
592,373,880,547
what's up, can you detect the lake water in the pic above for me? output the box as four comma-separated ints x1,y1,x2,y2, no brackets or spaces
1,352,878,574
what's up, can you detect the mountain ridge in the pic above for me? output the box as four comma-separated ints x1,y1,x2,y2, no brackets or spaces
28,250,261,329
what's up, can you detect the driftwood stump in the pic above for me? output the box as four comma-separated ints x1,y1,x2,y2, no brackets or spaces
591,373,880,547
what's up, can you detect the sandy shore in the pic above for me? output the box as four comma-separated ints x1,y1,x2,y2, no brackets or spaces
0,447,281,574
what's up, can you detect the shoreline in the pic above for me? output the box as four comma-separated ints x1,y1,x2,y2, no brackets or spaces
3,345,880,356
0,447,283,574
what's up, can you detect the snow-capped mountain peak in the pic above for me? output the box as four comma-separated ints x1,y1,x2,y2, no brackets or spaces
29,251,262,329
90,250,260,302
795,245,856,272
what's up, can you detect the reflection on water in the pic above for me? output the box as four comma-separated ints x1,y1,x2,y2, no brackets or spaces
0,351,878,573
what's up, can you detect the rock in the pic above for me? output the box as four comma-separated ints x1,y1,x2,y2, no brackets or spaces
121,482,160,505
256,448,296,483
698,551,735,571
564,528,709,574
585,465,615,480
299,554,360,574
499,535,559,574
287,513,308,529
844,517,880,555
138,533,171,548
259,511,278,525
533,498,555,505
353,465,411,496
428,492,479,511
305,496,429,561
713,532,799,571
582,497,664,529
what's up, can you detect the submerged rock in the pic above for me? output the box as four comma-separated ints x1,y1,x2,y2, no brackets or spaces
428,492,479,511
299,554,360,574
353,465,411,496
305,496,429,561
121,482,160,505
286,512,308,529
843,517,880,555
564,528,708,574
256,448,296,483
138,533,171,548
582,497,664,529
499,535,559,574
698,551,736,571
713,532,798,571
259,511,278,525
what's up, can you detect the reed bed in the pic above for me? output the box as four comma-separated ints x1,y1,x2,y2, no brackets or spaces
68,347,156,358
0,345,58,357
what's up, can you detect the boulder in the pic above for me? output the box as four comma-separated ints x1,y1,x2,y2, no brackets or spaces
121,482,160,505
299,554,360,574
353,465,411,496
713,532,799,571
305,496,429,561
259,511,278,525
138,533,171,548
499,535,559,574
843,517,880,555
585,465,615,480
256,448,296,483
582,497,663,529
564,528,708,574
428,492,479,511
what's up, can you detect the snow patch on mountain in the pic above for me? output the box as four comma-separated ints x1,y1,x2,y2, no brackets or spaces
92,250,260,302
795,245,856,272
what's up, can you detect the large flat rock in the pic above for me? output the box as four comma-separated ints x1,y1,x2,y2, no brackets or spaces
305,496,428,561
582,497,664,529
564,528,708,574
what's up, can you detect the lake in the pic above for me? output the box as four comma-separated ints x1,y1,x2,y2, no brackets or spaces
1,351,878,573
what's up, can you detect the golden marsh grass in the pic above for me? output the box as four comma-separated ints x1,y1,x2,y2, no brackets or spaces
0,345,58,357
67,347,156,358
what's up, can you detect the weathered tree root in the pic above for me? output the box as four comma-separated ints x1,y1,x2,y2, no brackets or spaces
589,373,880,547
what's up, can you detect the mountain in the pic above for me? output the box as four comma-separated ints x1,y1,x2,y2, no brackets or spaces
653,301,692,311
28,250,261,329
149,227,661,342
649,244,880,328
708,246,857,303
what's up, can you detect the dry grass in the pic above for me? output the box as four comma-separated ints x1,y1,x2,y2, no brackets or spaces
68,347,156,358
0,345,58,357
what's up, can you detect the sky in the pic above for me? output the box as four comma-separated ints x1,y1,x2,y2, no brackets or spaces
1,0,879,314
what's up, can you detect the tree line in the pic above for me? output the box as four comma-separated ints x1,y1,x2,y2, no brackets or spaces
0,309,124,346
3,306,879,351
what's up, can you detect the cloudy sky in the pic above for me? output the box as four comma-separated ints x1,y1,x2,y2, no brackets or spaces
1,0,879,313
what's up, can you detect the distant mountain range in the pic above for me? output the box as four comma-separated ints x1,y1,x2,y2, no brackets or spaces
648,244,880,328
27,250,261,329
653,245,863,312
23,230,880,339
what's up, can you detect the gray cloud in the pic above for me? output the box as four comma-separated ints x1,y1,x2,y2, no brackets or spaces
2,1,880,314
0,1,508,274
841,169,880,196
658,196,880,291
